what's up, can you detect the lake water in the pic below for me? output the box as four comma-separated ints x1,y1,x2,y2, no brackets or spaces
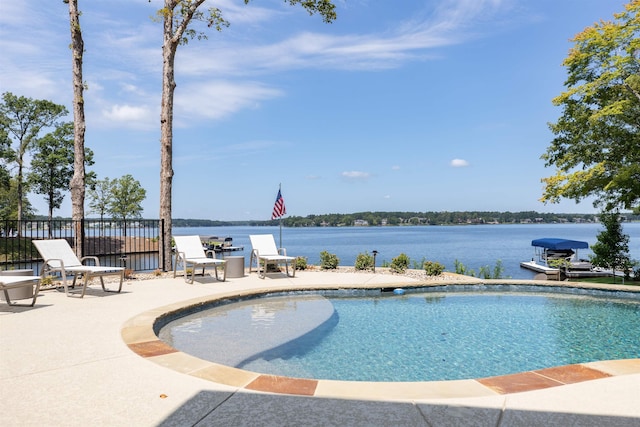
173,223,640,279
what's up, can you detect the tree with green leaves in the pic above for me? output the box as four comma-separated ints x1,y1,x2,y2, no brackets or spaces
0,178,34,223
28,122,95,223
590,211,631,283
541,1,640,213
108,175,146,223
0,126,13,192
155,0,337,270
87,176,114,237
88,177,115,222
0,92,68,222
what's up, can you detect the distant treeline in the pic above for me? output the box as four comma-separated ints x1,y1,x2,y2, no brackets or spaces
174,211,640,227
37,211,640,228
275,211,640,227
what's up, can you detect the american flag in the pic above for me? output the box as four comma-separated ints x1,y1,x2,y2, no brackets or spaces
271,189,286,220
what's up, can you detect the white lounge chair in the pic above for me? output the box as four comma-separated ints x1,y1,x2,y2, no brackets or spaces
249,234,296,279
0,275,41,307
173,235,226,283
33,239,124,298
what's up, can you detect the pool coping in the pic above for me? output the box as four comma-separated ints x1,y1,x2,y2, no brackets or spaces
121,280,640,401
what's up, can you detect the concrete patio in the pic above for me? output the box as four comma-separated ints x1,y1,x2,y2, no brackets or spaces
1,270,639,426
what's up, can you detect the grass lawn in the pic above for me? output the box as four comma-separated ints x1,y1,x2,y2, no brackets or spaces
575,276,640,286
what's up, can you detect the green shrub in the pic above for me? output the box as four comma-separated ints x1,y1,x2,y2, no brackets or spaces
390,253,410,273
423,261,444,276
455,259,506,279
319,251,339,269
354,252,374,270
492,259,505,279
412,257,427,269
295,256,308,270
478,265,491,279
454,259,475,276
548,258,572,269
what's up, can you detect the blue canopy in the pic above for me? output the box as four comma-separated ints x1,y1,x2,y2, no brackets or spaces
531,238,589,250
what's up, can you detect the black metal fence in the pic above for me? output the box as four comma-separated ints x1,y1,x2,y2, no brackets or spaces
0,219,164,274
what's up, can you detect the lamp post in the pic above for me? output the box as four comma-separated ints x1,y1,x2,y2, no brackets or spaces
372,250,378,273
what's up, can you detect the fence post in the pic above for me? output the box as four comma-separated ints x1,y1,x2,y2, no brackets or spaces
160,218,166,271
81,218,86,258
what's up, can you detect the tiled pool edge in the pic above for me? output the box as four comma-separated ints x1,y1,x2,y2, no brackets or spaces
121,281,640,401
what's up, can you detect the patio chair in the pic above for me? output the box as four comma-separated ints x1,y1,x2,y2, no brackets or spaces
173,235,226,283
0,275,41,307
33,239,124,298
249,234,296,279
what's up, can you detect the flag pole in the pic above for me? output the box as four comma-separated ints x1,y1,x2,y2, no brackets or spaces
278,183,283,248
272,184,285,248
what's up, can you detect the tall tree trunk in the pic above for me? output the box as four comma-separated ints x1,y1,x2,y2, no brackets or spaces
68,0,86,257
160,9,178,271
16,160,23,224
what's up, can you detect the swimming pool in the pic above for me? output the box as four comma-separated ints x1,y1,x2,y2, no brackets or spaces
157,285,640,382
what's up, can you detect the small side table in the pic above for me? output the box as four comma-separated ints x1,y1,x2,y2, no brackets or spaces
225,256,245,278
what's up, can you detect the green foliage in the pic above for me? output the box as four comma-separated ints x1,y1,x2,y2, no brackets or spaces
492,259,505,279
454,259,475,277
0,178,34,220
590,211,631,281
454,259,506,279
478,265,490,279
278,211,612,228
28,122,94,220
0,92,68,220
0,237,39,262
411,257,427,269
541,3,640,213
107,174,146,222
547,258,572,269
319,250,339,270
390,253,410,273
295,256,308,270
354,251,374,270
631,262,640,281
0,126,12,191
281,0,337,23
423,261,444,276
88,177,115,221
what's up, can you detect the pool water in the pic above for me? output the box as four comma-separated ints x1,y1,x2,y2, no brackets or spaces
158,287,640,382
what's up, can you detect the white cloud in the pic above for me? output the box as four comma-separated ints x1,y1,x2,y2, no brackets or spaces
172,0,513,76
102,104,155,128
342,171,371,179
174,80,283,122
451,158,470,167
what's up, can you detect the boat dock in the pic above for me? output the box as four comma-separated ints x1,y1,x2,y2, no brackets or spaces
520,238,615,279
519,260,612,279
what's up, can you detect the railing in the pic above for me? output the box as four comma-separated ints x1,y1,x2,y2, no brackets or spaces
0,219,164,273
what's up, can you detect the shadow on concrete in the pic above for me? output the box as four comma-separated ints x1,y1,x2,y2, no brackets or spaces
156,389,640,427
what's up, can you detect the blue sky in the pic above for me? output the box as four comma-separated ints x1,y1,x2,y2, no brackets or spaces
0,0,629,220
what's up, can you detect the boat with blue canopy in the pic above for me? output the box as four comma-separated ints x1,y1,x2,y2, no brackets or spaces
520,238,601,278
